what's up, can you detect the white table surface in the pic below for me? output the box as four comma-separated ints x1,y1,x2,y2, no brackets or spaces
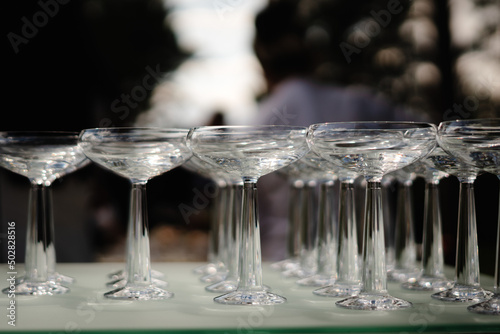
1,262,499,333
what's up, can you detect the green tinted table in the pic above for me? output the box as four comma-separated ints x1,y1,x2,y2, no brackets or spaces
1,262,499,333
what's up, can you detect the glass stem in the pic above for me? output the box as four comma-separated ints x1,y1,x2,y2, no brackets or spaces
455,178,480,287
214,181,228,266
362,180,387,295
495,185,500,294
394,180,416,270
238,180,263,290
126,182,152,286
495,184,500,294
24,183,49,283
299,180,318,273
287,180,304,260
421,180,445,277
44,186,56,276
316,179,337,276
338,179,359,282
224,183,240,280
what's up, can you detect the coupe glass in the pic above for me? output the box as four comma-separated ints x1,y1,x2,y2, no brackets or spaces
308,121,436,310
187,125,309,305
205,181,243,293
387,167,420,282
182,156,232,281
402,150,453,291
422,144,493,303
79,127,191,300
281,178,318,279
184,156,244,293
438,119,500,313
269,178,302,273
294,152,339,287
0,131,88,295
311,165,362,297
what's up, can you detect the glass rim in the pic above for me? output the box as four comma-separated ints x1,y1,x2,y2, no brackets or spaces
439,118,500,127
190,125,308,132
80,126,190,133
309,121,436,129
0,130,79,137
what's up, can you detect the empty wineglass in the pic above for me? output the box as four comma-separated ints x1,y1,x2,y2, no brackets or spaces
294,152,339,287
0,131,88,295
187,125,309,305
184,156,244,293
182,155,231,284
402,149,453,291
309,163,362,297
79,127,191,300
308,121,436,310
269,178,302,273
281,177,319,279
422,144,493,303
438,119,500,313
387,167,420,282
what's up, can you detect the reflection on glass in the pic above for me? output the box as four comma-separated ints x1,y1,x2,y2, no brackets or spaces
187,125,309,305
308,121,436,310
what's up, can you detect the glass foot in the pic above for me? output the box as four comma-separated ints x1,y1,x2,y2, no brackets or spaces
200,271,227,284
108,269,164,280
270,258,299,272
336,293,412,310
281,267,315,279
104,284,174,300
106,277,168,289
296,274,336,287
192,263,218,275
313,282,362,297
467,296,500,315
49,272,76,285
387,268,420,282
401,276,453,291
3,281,69,296
214,289,286,305
205,279,238,293
431,284,494,303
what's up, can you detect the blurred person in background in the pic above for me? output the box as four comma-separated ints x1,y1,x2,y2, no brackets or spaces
252,0,432,260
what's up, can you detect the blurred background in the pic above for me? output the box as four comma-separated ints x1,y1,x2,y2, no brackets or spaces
1,0,499,275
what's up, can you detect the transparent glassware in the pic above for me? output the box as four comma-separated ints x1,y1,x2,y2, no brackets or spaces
198,180,229,284
205,181,243,293
187,125,309,305
402,151,453,291
438,119,500,313
271,159,319,274
269,178,302,272
79,127,191,300
282,178,318,279
313,168,362,297
387,167,420,282
0,131,88,295
296,177,338,287
381,174,397,272
422,144,493,303
294,152,339,287
308,121,436,310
